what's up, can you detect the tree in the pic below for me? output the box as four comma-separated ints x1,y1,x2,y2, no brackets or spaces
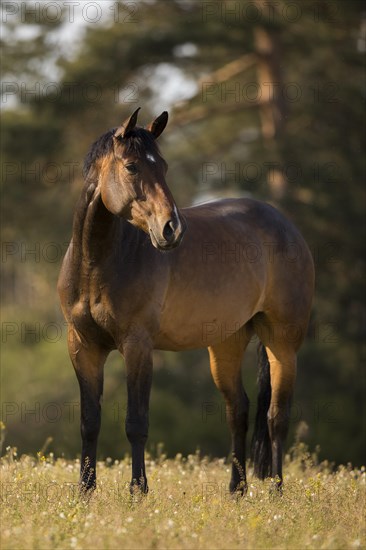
1,0,365,464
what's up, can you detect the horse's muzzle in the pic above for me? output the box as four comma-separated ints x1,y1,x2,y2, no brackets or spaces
149,213,186,251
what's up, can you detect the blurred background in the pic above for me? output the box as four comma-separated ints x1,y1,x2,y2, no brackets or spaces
1,0,365,466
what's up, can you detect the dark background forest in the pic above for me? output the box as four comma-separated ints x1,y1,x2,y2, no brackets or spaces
1,0,365,466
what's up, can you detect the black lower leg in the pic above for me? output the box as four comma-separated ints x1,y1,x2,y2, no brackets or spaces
126,417,149,493
79,390,102,491
228,390,249,494
268,399,291,489
124,345,153,495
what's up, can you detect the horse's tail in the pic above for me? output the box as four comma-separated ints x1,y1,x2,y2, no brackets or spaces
251,343,272,479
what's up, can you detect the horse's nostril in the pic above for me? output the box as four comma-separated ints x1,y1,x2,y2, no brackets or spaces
163,220,175,241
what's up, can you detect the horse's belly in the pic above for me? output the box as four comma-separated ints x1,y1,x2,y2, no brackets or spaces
155,283,260,351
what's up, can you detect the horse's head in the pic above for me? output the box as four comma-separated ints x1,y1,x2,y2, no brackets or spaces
99,108,186,251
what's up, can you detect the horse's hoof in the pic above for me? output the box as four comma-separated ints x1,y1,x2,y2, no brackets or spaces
130,479,149,496
269,478,283,498
79,480,96,499
229,480,247,497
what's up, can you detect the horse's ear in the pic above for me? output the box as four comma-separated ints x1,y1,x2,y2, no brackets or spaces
114,107,141,139
146,111,168,140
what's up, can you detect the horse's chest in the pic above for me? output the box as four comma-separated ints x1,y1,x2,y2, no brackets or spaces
89,296,114,329
68,271,117,333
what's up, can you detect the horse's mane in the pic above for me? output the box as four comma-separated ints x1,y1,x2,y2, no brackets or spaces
83,127,161,178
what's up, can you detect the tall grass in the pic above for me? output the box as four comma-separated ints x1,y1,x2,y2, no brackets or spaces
1,443,365,550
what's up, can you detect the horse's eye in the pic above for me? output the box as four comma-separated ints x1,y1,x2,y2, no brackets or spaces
125,163,138,175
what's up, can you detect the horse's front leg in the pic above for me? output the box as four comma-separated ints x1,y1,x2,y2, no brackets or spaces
68,327,108,491
122,338,153,493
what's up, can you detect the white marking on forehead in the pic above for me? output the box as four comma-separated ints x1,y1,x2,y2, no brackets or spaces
146,153,156,164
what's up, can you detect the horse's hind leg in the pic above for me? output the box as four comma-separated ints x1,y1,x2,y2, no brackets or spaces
254,315,298,488
208,325,253,494
266,346,296,488
68,327,108,491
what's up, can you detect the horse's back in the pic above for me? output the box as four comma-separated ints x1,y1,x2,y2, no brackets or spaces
201,198,314,313
183,197,303,240
183,198,314,284
155,198,314,350
179,197,314,285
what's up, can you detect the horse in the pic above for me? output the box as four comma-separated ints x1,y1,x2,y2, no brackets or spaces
58,107,314,495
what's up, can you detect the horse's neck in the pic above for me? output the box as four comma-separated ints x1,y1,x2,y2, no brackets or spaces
72,181,118,266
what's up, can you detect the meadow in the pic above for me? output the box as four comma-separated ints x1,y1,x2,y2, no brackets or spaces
1,442,365,550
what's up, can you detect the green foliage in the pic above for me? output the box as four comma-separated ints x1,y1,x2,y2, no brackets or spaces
1,0,365,466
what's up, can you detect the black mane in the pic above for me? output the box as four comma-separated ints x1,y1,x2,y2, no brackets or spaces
83,127,161,178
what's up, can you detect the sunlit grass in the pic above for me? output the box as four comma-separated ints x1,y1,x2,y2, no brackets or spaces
1,443,365,550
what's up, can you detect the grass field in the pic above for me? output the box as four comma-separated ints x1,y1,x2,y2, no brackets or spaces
1,443,365,550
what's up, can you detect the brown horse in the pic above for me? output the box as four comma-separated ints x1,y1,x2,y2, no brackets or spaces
58,108,314,495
